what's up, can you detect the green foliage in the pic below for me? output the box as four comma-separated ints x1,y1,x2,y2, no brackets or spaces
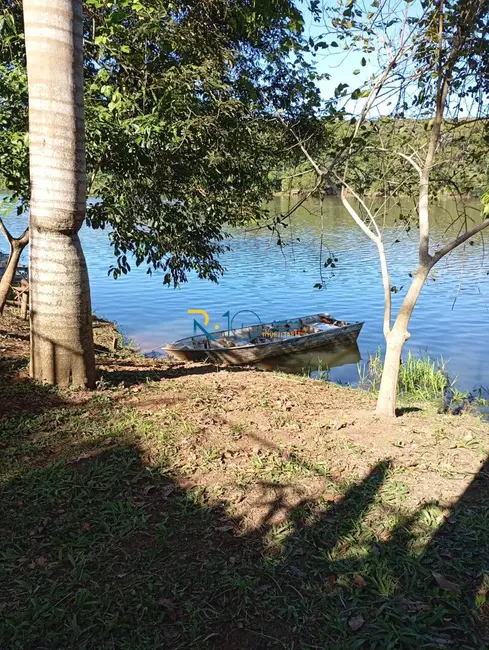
482,188,489,215
280,0,489,206
359,350,451,401
0,3,28,215
280,117,489,199
0,0,320,284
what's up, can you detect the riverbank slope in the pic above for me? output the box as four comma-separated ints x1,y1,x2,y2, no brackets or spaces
1,306,489,648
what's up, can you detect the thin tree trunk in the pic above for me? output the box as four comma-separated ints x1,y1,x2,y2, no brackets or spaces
375,331,405,418
20,281,29,320
0,224,29,314
24,0,95,387
376,267,429,417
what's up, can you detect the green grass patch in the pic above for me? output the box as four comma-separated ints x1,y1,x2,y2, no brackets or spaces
301,357,331,381
1,375,489,648
359,349,451,401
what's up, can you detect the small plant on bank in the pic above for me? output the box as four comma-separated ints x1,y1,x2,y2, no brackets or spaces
301,358,331,382
358,350,451,401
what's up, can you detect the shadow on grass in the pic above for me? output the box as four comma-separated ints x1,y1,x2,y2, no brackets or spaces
395,406,423,416
1,378,489,649
98,358,255,387
0,327,30,342
0,354,28,375
0,354,68,422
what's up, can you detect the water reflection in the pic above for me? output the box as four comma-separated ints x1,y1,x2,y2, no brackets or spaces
256,341,361,377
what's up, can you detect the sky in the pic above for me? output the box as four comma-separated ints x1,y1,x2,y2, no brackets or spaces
299,0,424,116
300,1,379,102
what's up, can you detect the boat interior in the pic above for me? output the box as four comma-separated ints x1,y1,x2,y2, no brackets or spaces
171,314,349,351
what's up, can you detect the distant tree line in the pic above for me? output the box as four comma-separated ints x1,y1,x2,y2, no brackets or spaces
277,117,489,198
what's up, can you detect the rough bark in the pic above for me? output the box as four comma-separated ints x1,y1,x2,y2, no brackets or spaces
24,0,95,387
0,224,29,314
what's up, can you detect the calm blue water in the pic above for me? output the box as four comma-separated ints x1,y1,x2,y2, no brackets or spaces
2,196,489,390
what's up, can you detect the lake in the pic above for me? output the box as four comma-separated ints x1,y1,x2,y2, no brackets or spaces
2,196,489,391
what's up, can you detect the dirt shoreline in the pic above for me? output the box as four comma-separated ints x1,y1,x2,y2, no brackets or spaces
2,304,488,518
2,305,489,648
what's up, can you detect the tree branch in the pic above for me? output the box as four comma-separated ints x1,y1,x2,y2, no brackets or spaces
337,185,391,337
0,218,13,246
371,147,422,175
377,239,392,338
18,227,30,247
432,218,489,265
274,110,323,178
339,186,380,243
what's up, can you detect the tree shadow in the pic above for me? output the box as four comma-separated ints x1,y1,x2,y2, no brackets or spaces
0,357,69,421
373,455,489,648
0,423,392,650
1,404,489,649
98,358,256,387
396,406,422,415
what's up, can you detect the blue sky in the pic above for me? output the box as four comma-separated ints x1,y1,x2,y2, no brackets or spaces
300,1,377,101
299,0,425,115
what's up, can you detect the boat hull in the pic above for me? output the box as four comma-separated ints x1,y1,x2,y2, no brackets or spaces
165,321,363,365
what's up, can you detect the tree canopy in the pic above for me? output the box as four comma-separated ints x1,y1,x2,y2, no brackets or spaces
0,0,320,284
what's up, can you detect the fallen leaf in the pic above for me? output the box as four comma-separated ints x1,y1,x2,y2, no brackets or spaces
158,598,177,622
216,524,234,533
353,574,367,589
400,598,432,613
348,614,365,631
432,571,460,593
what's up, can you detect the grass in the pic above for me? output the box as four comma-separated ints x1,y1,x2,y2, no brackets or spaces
358,349,451,401
2,322,489,648
301,358,331,381
1,385,489,648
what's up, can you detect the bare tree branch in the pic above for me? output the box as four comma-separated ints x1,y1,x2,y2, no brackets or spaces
372,147,423,175
0,218,13,245
275,110,323,178
432,218,489,265
339,186,379,243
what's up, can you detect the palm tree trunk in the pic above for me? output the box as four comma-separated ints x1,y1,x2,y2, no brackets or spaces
23,0,95,387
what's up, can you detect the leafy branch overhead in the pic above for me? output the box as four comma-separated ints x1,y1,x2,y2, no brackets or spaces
0,0,322,285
